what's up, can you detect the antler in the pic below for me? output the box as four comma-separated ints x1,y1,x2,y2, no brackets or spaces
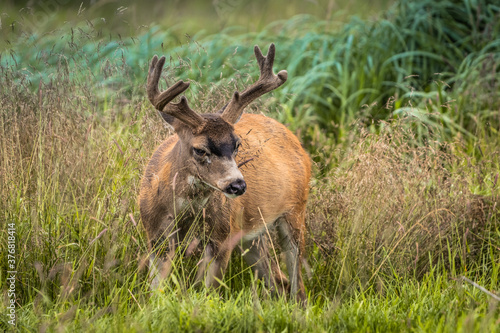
221,43,288,124
147,55,205,130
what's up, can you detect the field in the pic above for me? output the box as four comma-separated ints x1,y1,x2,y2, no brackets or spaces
1,0,499,331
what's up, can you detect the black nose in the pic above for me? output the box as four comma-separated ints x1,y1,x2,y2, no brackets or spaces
225,179,246,196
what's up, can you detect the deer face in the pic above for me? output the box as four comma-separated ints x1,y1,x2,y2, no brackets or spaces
179,114,246,198
147,44,287,198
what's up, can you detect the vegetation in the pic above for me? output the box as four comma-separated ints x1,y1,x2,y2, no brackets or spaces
1,0,499,331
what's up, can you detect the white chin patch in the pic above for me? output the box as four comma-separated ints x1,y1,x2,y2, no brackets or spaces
223,193,239,199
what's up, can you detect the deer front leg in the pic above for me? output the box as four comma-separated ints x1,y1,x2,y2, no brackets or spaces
241,233,289,296
149,237,175,290
148,215,188,289
197,229,244,289
203,243,231,289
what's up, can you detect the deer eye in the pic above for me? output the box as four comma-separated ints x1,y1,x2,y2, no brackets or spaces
193,148,208,157
234,143,241,156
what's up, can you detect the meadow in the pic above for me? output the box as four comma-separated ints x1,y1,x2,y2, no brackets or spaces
0,0,499,331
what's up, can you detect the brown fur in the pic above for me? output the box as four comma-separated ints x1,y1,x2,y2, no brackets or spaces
141,44,311,302
139,113,311,300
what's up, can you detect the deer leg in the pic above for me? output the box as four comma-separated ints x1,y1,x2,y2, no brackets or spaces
148,216,188,289
203,242,232,289
241,234,272,286
241,233,289,295
149,236,176,289
276,216,306,302
201,229,245,289
193,242,211,287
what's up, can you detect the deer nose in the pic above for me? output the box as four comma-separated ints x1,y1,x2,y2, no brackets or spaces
225,179,246,196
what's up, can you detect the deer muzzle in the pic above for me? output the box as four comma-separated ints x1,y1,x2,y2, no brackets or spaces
224,179,246,197
215,159,246,198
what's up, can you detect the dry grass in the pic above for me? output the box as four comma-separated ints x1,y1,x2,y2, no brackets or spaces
307,121,499,296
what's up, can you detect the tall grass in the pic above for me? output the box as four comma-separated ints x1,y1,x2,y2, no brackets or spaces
1,68,498,330
1,0,499,331
307,121,499,295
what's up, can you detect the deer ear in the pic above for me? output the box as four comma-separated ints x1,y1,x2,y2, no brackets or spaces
159,111,199,136
159,111,175,125
158,111,185,132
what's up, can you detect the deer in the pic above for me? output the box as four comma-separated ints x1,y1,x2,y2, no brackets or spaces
139,43,311,302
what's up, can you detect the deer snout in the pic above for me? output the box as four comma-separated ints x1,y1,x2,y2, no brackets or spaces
224,179,246,197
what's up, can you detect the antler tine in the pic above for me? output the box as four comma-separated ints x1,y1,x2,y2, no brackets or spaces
147,55,205,130
221,43,288,124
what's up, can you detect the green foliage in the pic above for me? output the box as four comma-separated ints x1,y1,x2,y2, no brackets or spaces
1,1,499,173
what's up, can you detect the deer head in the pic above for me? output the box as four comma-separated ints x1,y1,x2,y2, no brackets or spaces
146,44,287,198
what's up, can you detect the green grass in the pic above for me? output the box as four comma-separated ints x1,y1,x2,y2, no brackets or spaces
12,275,500,332
1,0,499,332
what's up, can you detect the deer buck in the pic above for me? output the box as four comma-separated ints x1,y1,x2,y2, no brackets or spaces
139,43,311,301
